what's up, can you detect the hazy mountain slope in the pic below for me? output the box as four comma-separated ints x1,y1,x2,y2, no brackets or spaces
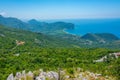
0,25,78,51
28,19,74,35
0,15,30,30
95,33,119,41
81,33,119,42
0,15,120,49
0,15,75,35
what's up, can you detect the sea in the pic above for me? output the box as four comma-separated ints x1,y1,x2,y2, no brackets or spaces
44,18,120,37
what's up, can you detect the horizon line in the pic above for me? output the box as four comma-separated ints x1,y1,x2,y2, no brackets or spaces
1,14,120,21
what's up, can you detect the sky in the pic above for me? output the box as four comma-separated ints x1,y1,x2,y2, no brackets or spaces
0,0,120,20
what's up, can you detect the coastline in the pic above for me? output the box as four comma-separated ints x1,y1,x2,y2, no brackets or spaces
63,29,78,36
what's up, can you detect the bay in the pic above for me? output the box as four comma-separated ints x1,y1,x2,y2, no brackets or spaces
64,19,120,37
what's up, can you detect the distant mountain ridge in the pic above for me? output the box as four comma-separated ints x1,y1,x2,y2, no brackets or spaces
0,24,78,48
0,15,30,29
0,15,74,34
0,15,120,48
81,33,119,42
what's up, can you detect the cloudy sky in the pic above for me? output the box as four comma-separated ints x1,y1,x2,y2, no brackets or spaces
0,0,120,19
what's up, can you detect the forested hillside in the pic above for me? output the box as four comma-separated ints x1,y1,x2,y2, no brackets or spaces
0,15,120,49
0,25,120,80
1,46,120,79
0,15,74,35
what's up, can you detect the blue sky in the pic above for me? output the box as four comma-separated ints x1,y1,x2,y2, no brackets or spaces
0,0,120,19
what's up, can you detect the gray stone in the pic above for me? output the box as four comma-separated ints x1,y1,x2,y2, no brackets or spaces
7,73,14,80
27,71,34,77
15,72,21,79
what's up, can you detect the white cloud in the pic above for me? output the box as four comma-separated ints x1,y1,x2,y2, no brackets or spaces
0,12,6,16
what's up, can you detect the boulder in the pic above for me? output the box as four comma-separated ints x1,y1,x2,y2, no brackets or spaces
7,73,14,80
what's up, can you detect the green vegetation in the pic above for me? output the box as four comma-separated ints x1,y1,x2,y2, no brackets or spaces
0,47,120,79
81,33,119,41
1,15,120,49
0,23,120,80
28,19,74,35
0,24,77,49
0,15,74,35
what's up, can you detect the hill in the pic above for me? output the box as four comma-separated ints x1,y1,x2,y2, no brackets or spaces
0,15,120,49
0,28,120,79
0,15,30,30
0,25,79,49
0,15,74,35
81,33,119,42
0,20,120,80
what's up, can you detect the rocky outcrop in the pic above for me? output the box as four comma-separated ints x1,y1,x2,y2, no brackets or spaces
7,73,14,80
7,68,115,80
93,52,120,62
0,33,5,37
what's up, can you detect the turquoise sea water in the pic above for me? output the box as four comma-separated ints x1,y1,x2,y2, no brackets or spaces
64,19,120,37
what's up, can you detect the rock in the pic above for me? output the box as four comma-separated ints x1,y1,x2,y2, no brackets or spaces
6,68,112,80
0,33,5,37
15,72,21,79
60,70,65,75
27,71,34,80
7,73,14,80
47,71,58,80
27,71,34,77
36,76,41,80
79,74,83,78
21,70,26,80
36,75,45,80
95,73,102,77
82,77,87,80
65,75,70,79
39,72,47,76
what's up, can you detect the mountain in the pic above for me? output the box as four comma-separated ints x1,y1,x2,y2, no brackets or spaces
0,15,120,80
95,33,119,41
0,24,81,49
0,15,75,35
1,24,119,79
28,19,49,32
81,33,119,42
28,19,74,34
0,15,30,30
0,15,120,48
